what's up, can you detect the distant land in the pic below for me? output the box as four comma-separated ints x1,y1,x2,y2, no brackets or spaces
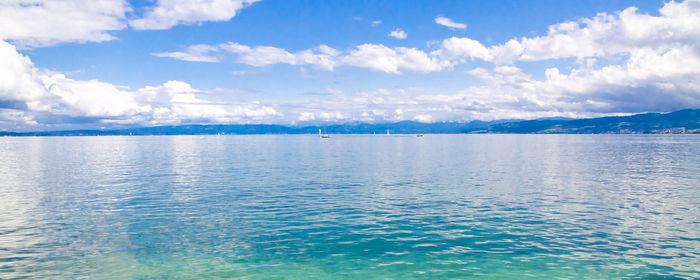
465,109,699,134
1,109,698,136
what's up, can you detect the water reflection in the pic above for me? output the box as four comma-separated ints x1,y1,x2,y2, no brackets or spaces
0,135,698,279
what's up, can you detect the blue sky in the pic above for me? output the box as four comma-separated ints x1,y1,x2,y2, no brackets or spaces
0,0,698,131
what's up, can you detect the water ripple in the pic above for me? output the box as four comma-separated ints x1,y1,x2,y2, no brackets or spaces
0,135,698,279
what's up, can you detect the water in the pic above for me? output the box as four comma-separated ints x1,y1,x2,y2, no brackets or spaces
0,134,698,279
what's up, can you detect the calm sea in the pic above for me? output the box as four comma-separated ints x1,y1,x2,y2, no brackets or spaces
0,135,698,279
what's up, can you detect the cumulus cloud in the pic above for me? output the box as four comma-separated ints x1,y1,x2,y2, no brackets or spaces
388,28,407,39
156,0,700,77
342,44,448,74
129,0,261,30
0,0,262,48
286,52,699,124
539,47,700,113
436,1,700,65
0,41,148,120
0,41,47,102
282,6,700,122
40,73,149,117
0,40,277,130
2,28,698,130
431,37,492,62
455,46,700,117
488,0,700,63
4,0,700,129
435,16,467,29
288,87,496,124
0,0,131,48
135,80,277,124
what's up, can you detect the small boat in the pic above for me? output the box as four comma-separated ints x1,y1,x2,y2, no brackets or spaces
319,129,331,138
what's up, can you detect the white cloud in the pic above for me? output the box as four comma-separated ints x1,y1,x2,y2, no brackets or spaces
154,0,699,77
435,16,467,29
543,47,700,112
231,70,255,76
159,42,447,73
455,47,700,117
153,44,221,62
432,37,492,62
487,39,524,64
342,44,448,74
0,0,130,48
3,29,698,129
129,0,261,30
135,80,277,124
0,41,148,118
388,28,407,39
317,111,345,121
221,43,296,66
0,41,47,102
155,42,341,70
489,0,700,63
298,112,315,121
41,73,148,117
413,114,433,122
292,46,339,71
372,20,382,26
0,0,262,48
285,88,457,123
0,40,277,129
220,42,339,70
282,44,700,122
6,0,699,129
146,0,700,119
151,0,688,73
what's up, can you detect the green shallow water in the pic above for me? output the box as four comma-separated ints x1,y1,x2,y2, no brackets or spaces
0,134,698,279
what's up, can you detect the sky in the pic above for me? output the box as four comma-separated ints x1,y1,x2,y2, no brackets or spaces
1,0,699,131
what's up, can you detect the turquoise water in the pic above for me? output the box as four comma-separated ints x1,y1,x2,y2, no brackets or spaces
0,135,698,279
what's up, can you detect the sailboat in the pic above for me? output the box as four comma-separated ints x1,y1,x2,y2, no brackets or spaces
319,129,330,138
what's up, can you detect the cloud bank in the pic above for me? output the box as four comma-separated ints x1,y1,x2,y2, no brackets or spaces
1,0,700,130
150,0,700,118
0,40,276,131
158,0,700,72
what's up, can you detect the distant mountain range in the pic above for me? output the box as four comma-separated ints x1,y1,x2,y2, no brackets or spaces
1,109,698,136
464,109,699,134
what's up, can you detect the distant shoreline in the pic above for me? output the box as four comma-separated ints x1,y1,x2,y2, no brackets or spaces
1,109,698,136
2,132,700,137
